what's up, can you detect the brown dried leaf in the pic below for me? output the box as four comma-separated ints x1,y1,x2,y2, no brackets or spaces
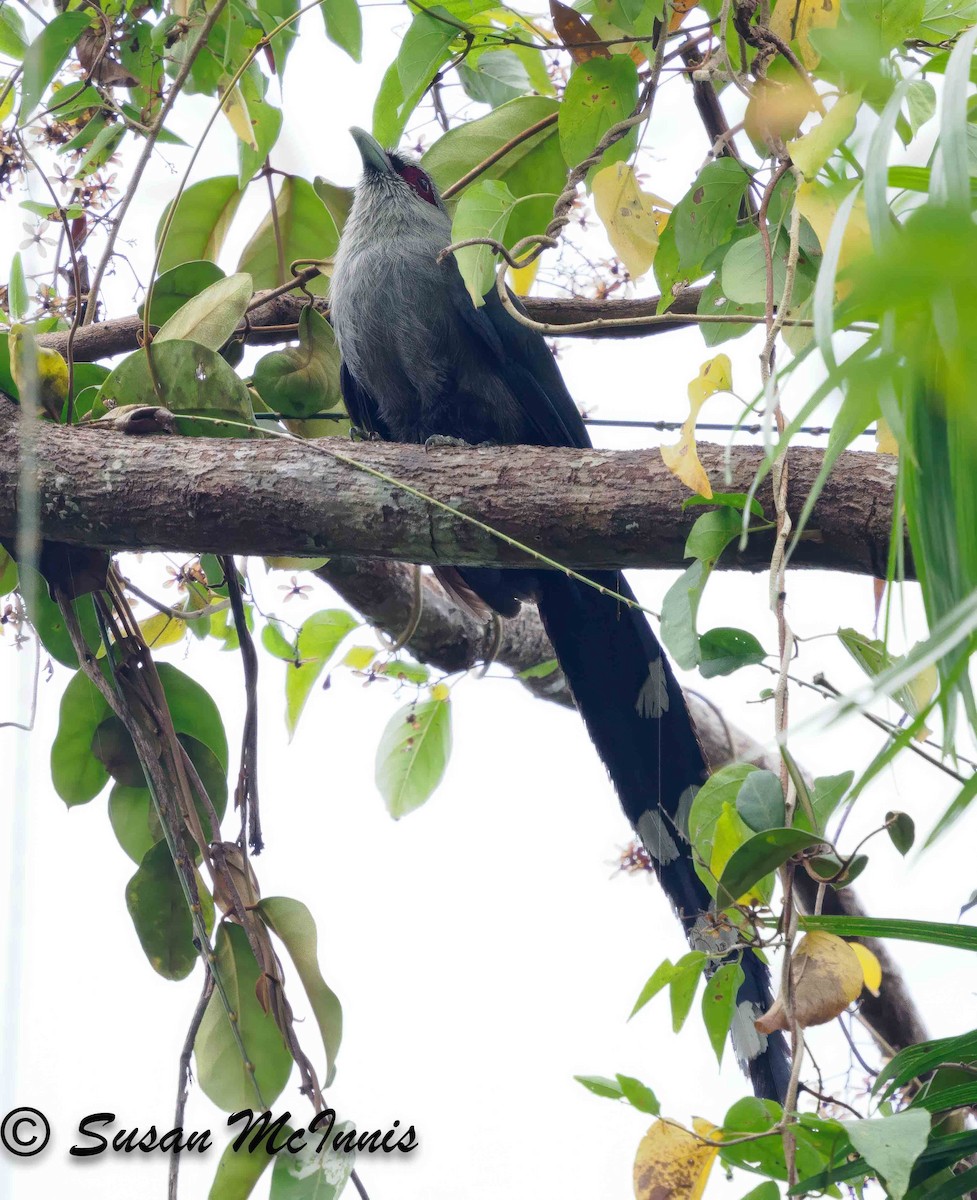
550,0,611,62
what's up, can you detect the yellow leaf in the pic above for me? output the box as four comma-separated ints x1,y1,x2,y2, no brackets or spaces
138,611,188,650
796,182,872,297
876,416,898,455
508,256,539,295
769,0,840,69
633,1117,718,1200
342,645,377,671
221,81,257,151
788,90,862,181
850,942,882,997
264,556,330,570
430,683,450,702
687,353,732,404
907,663,938,714
0,80,13,124
744,65,817,148
9,324,69,420
755,931,864,1033
592,162,671,280
660,355,732,499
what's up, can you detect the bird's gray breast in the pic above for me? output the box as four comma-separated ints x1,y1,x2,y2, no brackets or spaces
330,234,526,445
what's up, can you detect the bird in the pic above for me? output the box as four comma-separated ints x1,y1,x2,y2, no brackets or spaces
329,126,791,1103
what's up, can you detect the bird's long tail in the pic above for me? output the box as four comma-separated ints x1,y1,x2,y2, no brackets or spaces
534,570,791,1102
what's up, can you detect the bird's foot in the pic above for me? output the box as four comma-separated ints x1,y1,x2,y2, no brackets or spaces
349,425,381,442
423,435,498,451
424,434,471,451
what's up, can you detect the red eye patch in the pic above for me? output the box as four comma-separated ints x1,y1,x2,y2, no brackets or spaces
395,163,438,206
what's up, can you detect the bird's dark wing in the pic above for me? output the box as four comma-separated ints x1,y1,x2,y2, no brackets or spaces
340,361,391,439
451,271,590,451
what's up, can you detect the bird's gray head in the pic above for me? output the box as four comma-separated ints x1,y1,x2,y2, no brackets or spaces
342,127,450,247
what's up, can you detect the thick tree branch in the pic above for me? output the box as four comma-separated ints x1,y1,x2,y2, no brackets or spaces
0,398,905,577
36,289,705,362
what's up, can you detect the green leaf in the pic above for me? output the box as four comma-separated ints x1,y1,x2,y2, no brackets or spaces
255,0,300,69
108,736,228,863
793,771,853,836
789,90,862,180
876,1029,977,1098
517,658,560,680
322,0,362,61
920,0,977,39
615,1074,660,1115
558,56,638,176
125,841,211,980
20,10,92,119
269,1132,356,1199
195,922,292,1112
208,1133,279,1200
237,176,337,294
376,693,452,819
156,177,245,275
841,1109,931,1200
672,159,750,278
139,261,226,329
19,568,99,668
237,73,283,188
736,770,785,833
373,11,456,147
312,177,354,235
97,341,254,433
459,49,531,108
716,828,824,910
886,810,915,856
697,277,764,347
285,609,357,737
261,621,296,662
702,962,744,1065
73,121,125,177
660,559,708,669
258,897,343,1087
422,96,559,193
252,305,342,418
376,659,430,685
154,272,253,352
669,951,706,1032
905,78,936,135
685,507,742,562
450,179,516,306
630,958,676,1018
798,914,977,951
721,233,789,305
51,667,112,805
688,763,757,887
574,1074,625,1099
699,627,767,678
9,251,28,322
0,4,27,58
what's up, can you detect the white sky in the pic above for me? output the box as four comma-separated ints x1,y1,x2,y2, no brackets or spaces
2,5,976,1200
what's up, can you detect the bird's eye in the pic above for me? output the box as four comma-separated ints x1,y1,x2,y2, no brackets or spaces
419,176,431,194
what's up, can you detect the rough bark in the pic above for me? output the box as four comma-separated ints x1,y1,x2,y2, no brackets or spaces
0,398,905,577
36,288,706,363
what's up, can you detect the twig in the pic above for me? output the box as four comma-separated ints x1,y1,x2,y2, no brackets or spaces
169,972,215,1200
221,556,263,854
82,0,232,326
